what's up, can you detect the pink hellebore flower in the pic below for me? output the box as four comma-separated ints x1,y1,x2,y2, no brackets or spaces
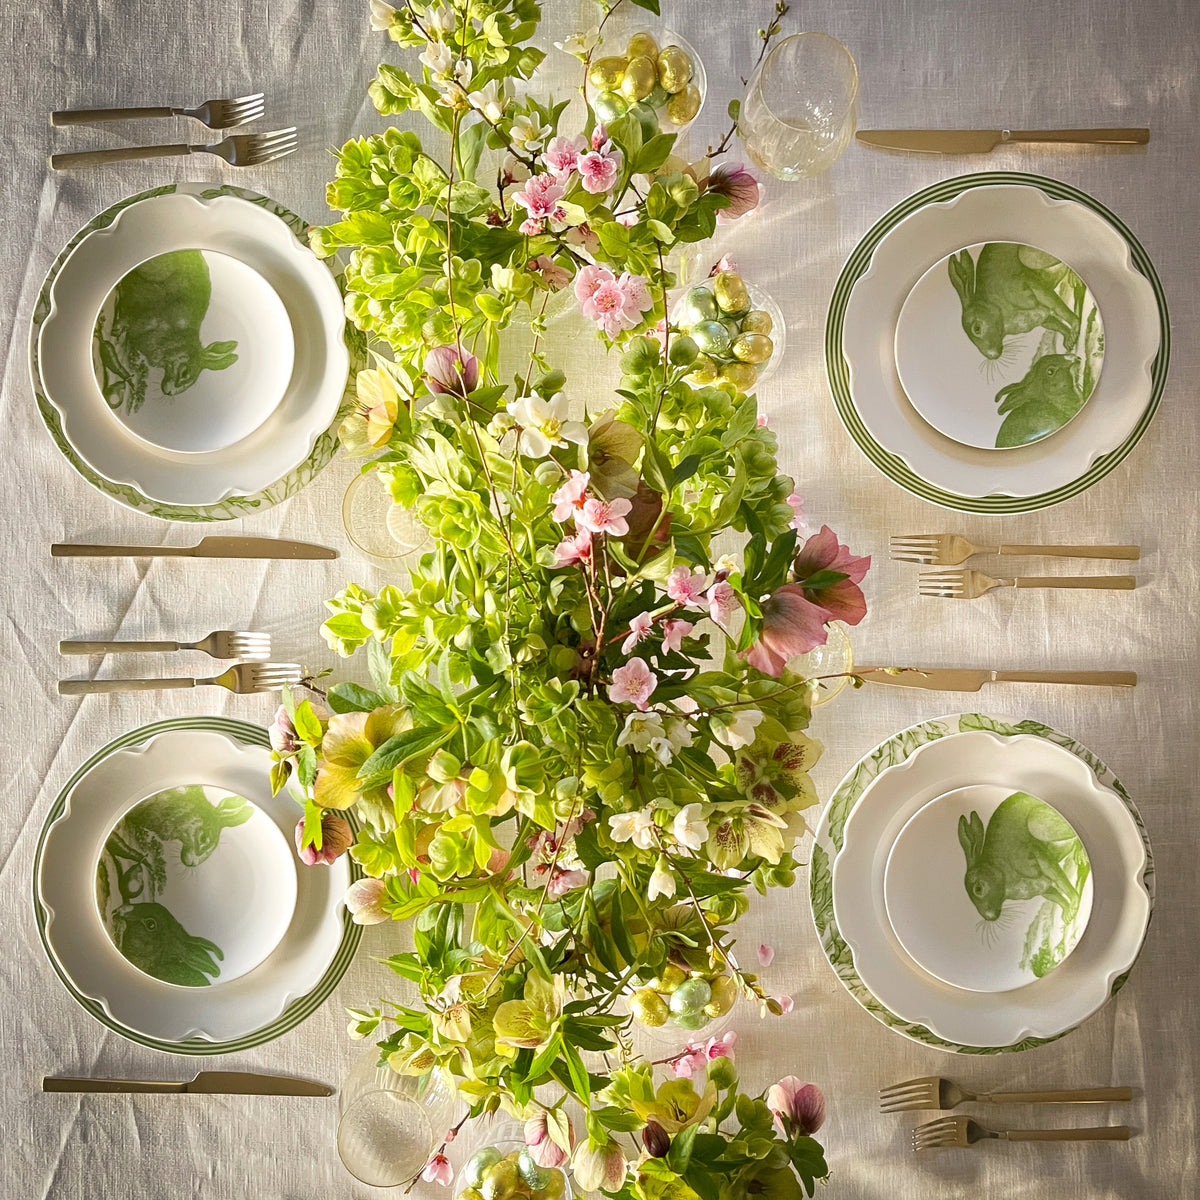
622,610,654,654
793,524,871,625
526,1111,574,1169
295,811,353,866
553,528,593,568
667,566,708,606
662,618,694,654
572,1141,626,1193
609,657,657,711
742,583,830,677
542,134,585,179
551,469,590,522
707,161,761,224
421,1154,454,1187
424,344,480,397
344,877,389,925
268,705,298,755
577,496,632,537
766,1077,826,1137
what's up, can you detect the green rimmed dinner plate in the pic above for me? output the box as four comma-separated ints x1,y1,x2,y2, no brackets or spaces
33,717,363,1055
29,183,365,522
825,172,1169,512
809,714,1154,1053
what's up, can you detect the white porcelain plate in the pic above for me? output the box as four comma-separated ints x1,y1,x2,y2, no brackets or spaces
882,783,1094,993
34,719,361,1052
826,173,1168,510
95,784,298,987
37,187,350,507
811,716,1153,1053
92,249,295,454
894,242,1104,450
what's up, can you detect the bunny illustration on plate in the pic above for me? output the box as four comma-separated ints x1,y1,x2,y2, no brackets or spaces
993,352,1087,448
958,791,1091,977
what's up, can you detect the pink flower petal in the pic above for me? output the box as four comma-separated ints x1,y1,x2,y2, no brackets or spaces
758,943,775,967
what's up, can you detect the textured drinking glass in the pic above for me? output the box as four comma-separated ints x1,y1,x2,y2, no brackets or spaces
337,1051,456,1187
792,621,853,705
342,469,430,562
739,34,858,181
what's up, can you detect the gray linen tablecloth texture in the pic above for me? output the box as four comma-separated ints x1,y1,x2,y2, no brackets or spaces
1,0,1196,1195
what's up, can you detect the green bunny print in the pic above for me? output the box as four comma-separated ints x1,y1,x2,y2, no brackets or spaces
957,792,1088,925
94,249,238,414
124,786,253,866
111,902,223,987
993,352,1086,447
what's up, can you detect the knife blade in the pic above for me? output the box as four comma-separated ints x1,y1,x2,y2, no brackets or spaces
855,128,1150,154
856,667,1137,691
51,537,338,560
43,1071,334,1096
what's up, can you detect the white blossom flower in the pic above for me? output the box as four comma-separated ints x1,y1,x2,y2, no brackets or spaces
420,40,453,75
672,803,707,852
711,707,764,751
510,113,552,152
424,3,456,40
665,718,693,753
648,737,675,766
471,79,509,124
608,809,656,850
368,0,397,32
553,26,599,59
648,855,676,901
507,392,587,458
617,711,667,753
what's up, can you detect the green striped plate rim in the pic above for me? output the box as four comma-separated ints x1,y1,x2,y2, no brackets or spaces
32,716,363,1055
825,172,1170,512
28,183,365,523
808,714,1155,1053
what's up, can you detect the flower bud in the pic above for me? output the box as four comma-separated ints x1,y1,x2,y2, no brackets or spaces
641,1120,670,1158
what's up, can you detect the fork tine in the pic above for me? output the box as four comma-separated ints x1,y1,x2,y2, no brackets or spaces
892,553,935,564
225,91,266,108
879,1077,935,1096
889,535,942,545
250,126,297,146
253,146,298,166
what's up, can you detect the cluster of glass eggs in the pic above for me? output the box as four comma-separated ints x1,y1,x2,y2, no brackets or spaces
587,31,702,128
675,271,777,391
628,966,737,1031
457,1145,567,1200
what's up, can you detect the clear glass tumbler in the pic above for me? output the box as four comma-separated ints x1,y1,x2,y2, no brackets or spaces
341,468,430,564
336,1050,457,1187
791,621,853,705
739,33,859,181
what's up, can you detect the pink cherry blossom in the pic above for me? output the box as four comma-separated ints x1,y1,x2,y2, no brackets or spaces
707,580,738,630
591,124,611,151
542,134,585,179
706,1031,737,1060
512,173,569,233
553,528,593,568
667,566,708,606
421,1154,453,1186
758,943,775,967
577,496,631,537
757,414,769,427
546,867,588,896
551,469,590,522
766,1077,825,1136
621,611,654,654
609,657,657,710
662,618,694,654
776,994,794,1014
529,254,571,290
578,140,622,194
786,491,805,531
670,1032,736,1077
706,161,761,224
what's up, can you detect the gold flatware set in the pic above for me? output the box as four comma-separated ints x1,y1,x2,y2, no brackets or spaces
44,1071,332,1097
857,127,1150,154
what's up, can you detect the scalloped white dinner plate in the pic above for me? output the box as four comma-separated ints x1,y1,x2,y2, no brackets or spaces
841,183,1158,497
39,191,346,505
36,723,354,1046
831,731,1150,1048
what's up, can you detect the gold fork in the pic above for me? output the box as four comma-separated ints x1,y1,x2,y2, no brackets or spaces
58,661,302,696
50,127,298,171
881,1076,1134,1112
919,569,1136,599
913,1116,1131,1151
891,534,1140,566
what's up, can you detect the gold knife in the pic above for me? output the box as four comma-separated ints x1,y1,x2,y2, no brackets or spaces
856,667,1137,691
856,128,1150,154
43,1071,333,1096
51,537,337,561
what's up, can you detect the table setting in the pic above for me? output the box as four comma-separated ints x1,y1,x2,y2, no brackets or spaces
3,0,1197,1197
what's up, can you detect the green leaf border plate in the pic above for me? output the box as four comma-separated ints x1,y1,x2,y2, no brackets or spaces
808,714,1155,1053
29,183,366,523
32,717,363,1055
825,172,1170,512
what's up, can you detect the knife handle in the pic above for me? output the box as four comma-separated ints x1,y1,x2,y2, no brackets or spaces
1013,576,1136,589
52,544,190,557
60,641,180,655
993,670,1137,687
998,544,1140,560
43,1077,186,1093
59,677,197,695
1008,128,1149,146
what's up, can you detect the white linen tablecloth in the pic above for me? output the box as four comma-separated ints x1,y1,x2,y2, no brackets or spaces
2,0,1196,1195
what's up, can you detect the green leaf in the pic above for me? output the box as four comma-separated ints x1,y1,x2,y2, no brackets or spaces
668,1123,698,1174
797,568,848,591
609,888,639,966
628,0,661,12
327,683,386,714
671,453,702,489
755,530,799,594
561,1041,591,1104
527,1032,563,1080
292,699,323,745
728,99,742,122
684,1165,720,1200
357,725,455,788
